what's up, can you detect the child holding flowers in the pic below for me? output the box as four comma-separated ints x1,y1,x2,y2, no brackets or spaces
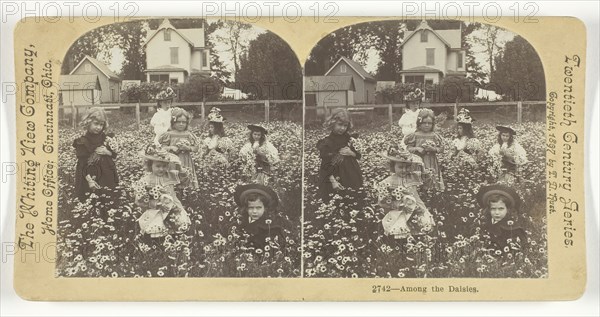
488,125,528,184
150,87,176,146
316,108,364,203
201,107,234,169
73,107,119,202
404,108,445,191
398,87,423,139
451,108,482,168
476,184,527,254
239,124,280,185
158,107,199,189
133,144,191,238
234,183,286,250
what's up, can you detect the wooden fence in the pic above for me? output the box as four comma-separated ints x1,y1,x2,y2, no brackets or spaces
310,100,546,130
61,99,302,129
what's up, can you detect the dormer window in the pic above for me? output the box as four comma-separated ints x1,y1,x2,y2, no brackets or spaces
420,30,428,42
164,29,171,41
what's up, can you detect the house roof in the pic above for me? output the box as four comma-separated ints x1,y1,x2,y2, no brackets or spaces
324,56,376,81
304,75,356,92
399,66,444,74
143,19,205,48
146,65,188,73
69,55,120,81
59,74,101,90
400,20,461,49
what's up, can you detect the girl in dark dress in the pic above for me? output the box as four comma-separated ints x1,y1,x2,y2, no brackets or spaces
316,109,364,203
73,107,119,202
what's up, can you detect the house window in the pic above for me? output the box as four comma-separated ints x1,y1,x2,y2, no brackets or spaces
170,47,179,64
203,50,209,68
405,75,425,85
170,78,178,85
164,29,171,41
426,48,435,66
457,52,464,69
149,74,169,83
84,63,91,72
420,30,428,42
341,64,347,73
425,79,434,86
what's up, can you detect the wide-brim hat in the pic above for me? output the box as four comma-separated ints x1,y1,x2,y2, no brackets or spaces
208,107,225,123
141,144,180,163
496,125,516,135
380,150,423,165
234,184,279,209
476,184,522,210
404,88,424,102
247,124,268,135
156,87,176,101
456,108,475,125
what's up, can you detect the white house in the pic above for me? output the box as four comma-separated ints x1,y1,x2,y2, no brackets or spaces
399,20,466,85
143,19,211,84
69,55,121,103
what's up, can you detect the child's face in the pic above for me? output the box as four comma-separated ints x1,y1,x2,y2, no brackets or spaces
408,101,419,111
394,162,411,175
88,120,105,134
332,121,348,135
161,99,172,109
208,124,215,135
251,131,262,142
500,132,511,143
489,200,509,222
247,199,265,221
457,125,464,136
151,161,169,177
173,115,188,131
420,117,433,132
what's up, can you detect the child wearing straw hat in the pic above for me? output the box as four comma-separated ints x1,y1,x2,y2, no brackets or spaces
239,124,280,185
73,107,119,202
451,108,482,168
398,87,423,138
488,125,528,184
133,144,191,238
150,87,176,146
201,107,233,168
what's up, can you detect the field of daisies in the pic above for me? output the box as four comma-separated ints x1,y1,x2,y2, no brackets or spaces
303,114,548,278
56,111,302,278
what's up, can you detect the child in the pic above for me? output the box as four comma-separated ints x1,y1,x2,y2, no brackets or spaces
377,144,428,207
239,124,280,185
451,108,482,168
476,184,527,254
404,108,445,191
316,108,364,203
158,107,199,189
73,107,119,202
378,184,435,240
488,125,528,184
150,87,176,146
201,107,233,168
133,144,191,238
398,87,423,138
234,183,285,250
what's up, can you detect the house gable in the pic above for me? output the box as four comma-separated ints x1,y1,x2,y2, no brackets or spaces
324,57,375,82
69,55,120,81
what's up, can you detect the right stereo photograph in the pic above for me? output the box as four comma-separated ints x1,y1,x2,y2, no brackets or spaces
302,19,548,278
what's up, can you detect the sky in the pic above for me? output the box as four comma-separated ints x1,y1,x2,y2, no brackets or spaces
104,20,516,83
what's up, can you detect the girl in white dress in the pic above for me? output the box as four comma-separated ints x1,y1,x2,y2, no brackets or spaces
239,124,280,185
398,87,423,138
150,87,176,146
488,125,528,184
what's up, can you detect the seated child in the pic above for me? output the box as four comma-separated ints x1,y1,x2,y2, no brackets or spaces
234,184,286,250
476,184,527,254
133,144,191,238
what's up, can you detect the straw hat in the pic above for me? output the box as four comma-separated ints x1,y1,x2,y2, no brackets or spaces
141,144,180,163
404,87,424,102
247,124,268,135
380,144,423,165
496,125,516,135
155,87,176,101
207,107,225,123
476,184,522,210
456,108,475,125
234,184,279,209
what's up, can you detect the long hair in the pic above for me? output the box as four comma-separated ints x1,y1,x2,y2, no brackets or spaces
170,108,192,131
209,122,226,137
416,110,435,132
248,131,266,145
457,123,474,139
497,132,514,147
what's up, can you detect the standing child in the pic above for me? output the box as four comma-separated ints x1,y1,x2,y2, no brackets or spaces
234,184,286,250
316,109,364,203
239,124,280,185
476,184,527,254
201,107,233,169
488,125,528,184
404,108,445,191
451,108,482,168
150,87,176,146
158,107,199,189
73,107,119,202
398,87,423,139
133,144,191,238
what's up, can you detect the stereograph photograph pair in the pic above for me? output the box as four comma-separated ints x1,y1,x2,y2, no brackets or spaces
11,14,588,301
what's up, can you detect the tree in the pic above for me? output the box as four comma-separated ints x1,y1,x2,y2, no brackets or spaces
213,21,252,82
236,32,302,100
115,21,147,80
205,20,232,86
61,24,119,75
471,24,509,83
492,36,545,101
462,22,486,85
